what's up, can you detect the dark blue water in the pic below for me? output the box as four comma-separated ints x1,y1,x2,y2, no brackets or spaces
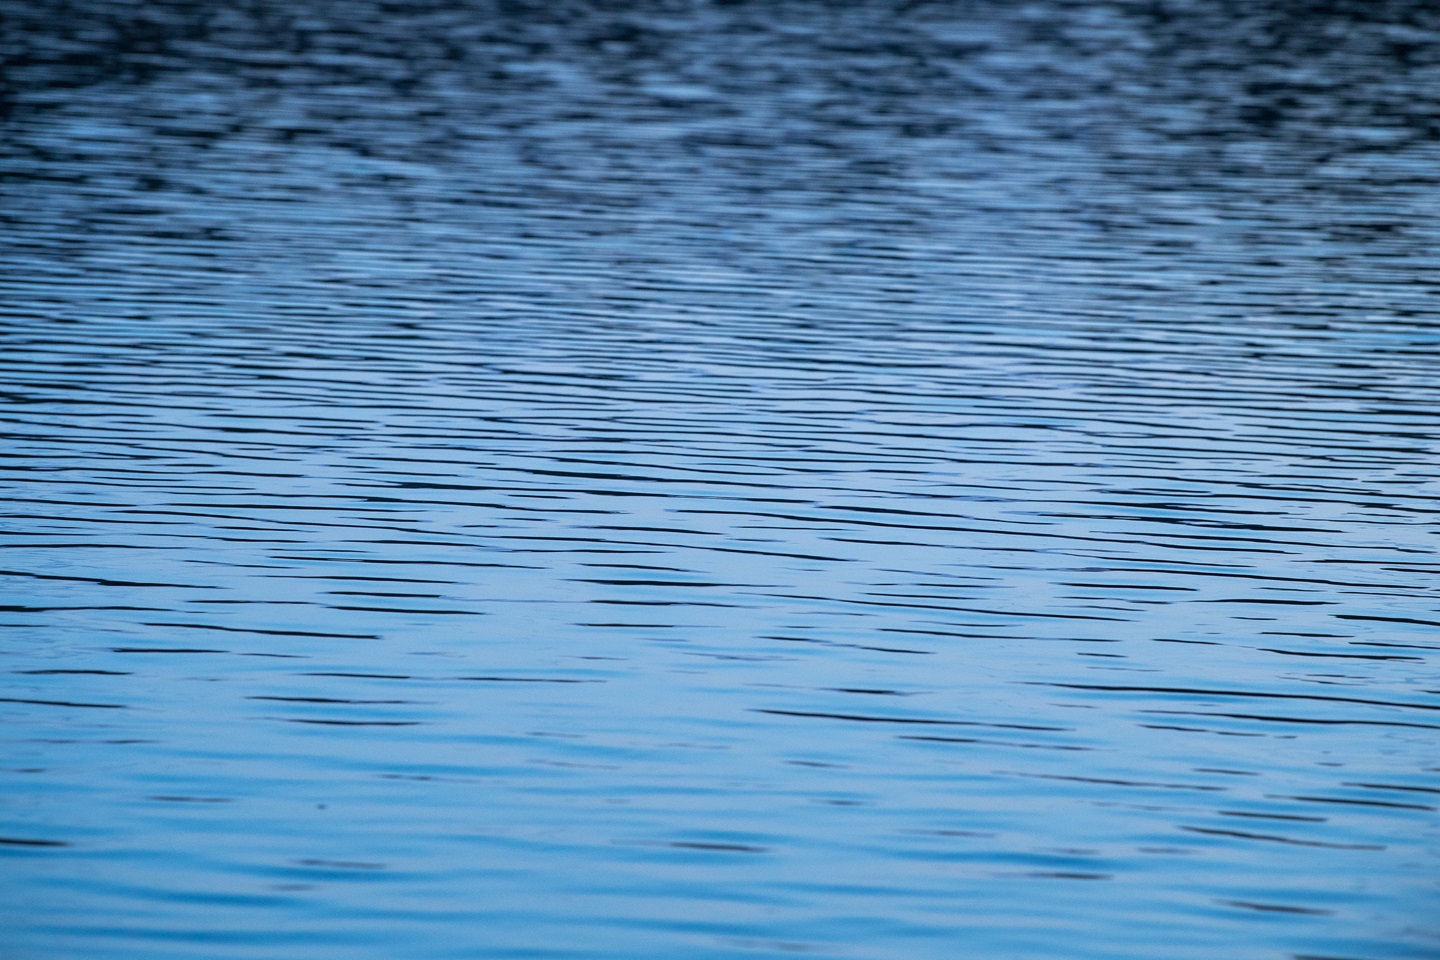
2,2,1439,957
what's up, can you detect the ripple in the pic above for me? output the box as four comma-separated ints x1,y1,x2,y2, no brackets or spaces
2,0,1438,958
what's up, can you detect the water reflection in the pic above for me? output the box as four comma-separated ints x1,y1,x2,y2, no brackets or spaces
1,1,1438,959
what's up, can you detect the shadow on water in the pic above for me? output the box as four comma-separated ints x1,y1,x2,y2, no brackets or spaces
1,2,1438,959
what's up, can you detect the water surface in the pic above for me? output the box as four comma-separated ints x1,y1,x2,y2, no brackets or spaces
2,2,1439,958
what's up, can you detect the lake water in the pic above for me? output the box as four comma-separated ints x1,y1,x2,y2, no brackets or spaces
2,1,1438,958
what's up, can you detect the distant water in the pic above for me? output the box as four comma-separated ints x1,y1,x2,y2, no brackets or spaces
2,2,1438,958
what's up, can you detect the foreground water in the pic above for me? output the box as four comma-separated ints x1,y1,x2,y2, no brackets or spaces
2,1,1439,958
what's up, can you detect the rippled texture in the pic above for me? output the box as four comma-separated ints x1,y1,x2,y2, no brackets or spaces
3,1,1439,958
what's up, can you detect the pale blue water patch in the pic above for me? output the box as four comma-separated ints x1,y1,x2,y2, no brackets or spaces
1,1,1439,958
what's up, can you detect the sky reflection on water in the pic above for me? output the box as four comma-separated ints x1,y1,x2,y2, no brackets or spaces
1,1,1439,958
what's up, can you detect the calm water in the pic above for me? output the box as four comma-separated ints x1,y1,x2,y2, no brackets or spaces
2,1,1439,958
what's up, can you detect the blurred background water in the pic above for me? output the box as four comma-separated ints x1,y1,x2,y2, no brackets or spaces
1,1,1439,958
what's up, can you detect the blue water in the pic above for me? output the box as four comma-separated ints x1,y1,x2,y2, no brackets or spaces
2,1,1439,958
